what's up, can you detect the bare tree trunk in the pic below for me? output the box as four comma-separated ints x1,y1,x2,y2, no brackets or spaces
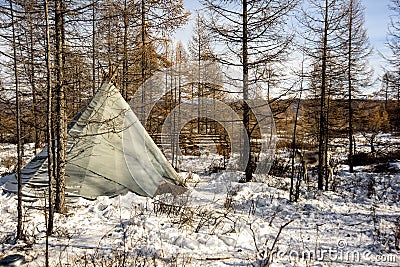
348,0,354,173
173,73,177,168
140,0,146,120
197,13,201,134
27,13,40,154
201,0,296,181
317,0,329,191
92,0,96,96
397,82,400,131
176,49,182,170
324,89,331,190
55,0,67,214
290,58,305,202
10,0,23,240
44,1,54,265
122,0,128,100
242,0,252,182
383,73,389,117
44,0,54,238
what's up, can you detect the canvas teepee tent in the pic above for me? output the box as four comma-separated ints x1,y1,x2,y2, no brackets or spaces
1,82,184,199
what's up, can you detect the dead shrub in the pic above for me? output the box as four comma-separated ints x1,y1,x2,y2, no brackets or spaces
2,156,16,171
269,157,290,177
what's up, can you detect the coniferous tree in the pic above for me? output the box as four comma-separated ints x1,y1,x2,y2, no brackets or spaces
386,0,400,130
379,71,399,130
298,0,347,190
340,0,372,173
96,0,189,102
387,0,400,70
201,0,298,182
8,0,23,240
54,0,67,214
188,11,224,134
44,0,54,238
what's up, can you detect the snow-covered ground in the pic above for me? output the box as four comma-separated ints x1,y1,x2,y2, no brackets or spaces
0,136,399,266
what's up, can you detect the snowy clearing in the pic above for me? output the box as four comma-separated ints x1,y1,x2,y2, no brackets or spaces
0,140,399,266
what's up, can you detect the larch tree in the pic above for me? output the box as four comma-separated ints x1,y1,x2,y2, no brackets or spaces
54,0,67,214
44,0,54,239
96,0,189,102
386,0,400,130
188,11,220,134
379,71,399,130
137,0,189,112
102,0,138,100
387,0,400,70
0,0,52,238
201,0,298,182
91,0,98,96
188,11,209,133
340,0,372,173
18,1,45,154
290,52,306,202
8,0,24,240
0,0,189,219
298,0,347,190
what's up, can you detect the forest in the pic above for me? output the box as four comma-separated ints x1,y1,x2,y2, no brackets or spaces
0,0,399,266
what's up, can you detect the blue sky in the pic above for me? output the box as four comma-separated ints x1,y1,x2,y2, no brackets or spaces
175,0,393,84
364,0,391,45
364,0,392,77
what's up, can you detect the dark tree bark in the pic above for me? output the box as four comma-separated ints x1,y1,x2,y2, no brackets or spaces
92,0,97,96
55,0,67,214
348,3,354,173
343,0,372,173
202,0,298,182
316,0,329,190
242,0,252,182
298,0,347,190
122,0,128,100
44,1,54,266
290,56,305,202
9,0,23,240
387,0,400,131
141,0,146,113
25,6,40,154
44,0,54,237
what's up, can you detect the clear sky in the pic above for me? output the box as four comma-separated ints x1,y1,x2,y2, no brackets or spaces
175,0,393,86
364,0,392,79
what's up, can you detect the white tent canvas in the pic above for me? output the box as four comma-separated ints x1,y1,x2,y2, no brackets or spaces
2,82,184,199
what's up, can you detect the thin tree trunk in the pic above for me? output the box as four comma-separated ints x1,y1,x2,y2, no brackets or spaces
324,88,331,190
27,14,40,154
170,68,175,167
122,0,128,100
92,0,96,96
290,58,304,202
348,0,354,173
44,0,54,261
177,49,182,170
242,0,252,182
191,77,194,135
44,0,54,238
197,12,201,134
317,0,329,190
140,0,146,122
397,82,400,131
55,0,66,214
10,0,23,240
